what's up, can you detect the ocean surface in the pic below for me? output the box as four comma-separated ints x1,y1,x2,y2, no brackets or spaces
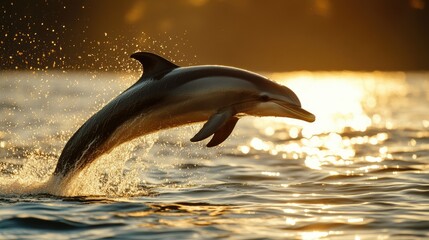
0,71,428,239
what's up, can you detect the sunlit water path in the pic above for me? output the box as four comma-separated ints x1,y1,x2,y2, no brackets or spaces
1,71,428,239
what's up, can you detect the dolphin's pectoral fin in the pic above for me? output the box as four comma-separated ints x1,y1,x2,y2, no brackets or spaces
206,117,239,147
190,110,234,142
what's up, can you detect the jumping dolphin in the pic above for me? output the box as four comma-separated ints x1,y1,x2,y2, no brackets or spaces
53,52,315,180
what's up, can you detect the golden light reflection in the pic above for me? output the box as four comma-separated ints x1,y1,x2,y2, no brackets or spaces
347,217,364,224
304,157,322,170
261,171,280,177
283,208,297,214
300,231,330,240
240,72,409,174
285,217,297,225
250,137,271,151
271,71,407,135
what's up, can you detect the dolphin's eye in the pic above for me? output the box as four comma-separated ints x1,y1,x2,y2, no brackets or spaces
259,94,270,102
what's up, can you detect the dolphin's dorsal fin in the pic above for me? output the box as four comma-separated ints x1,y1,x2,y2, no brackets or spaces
131,52,178,78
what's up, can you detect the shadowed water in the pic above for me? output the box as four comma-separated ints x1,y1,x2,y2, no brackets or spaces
1,71,428,239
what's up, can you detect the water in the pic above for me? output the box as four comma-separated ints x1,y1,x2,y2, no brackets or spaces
1,71,428,239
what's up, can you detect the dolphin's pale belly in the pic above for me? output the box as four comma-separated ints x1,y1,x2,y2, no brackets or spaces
101,106,212,158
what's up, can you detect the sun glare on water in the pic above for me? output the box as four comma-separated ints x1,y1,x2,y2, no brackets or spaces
243,71,408,176
272,71,407,134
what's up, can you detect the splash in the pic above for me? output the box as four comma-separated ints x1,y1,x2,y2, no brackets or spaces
48,134,158,197
0,149,56,196
0,134,159,197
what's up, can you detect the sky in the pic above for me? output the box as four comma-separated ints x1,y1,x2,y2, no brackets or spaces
1,0,429,71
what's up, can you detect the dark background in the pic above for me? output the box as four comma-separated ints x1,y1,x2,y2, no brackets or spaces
1,0,429,72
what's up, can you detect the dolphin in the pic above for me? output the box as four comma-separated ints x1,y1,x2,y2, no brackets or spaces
53,52,315,180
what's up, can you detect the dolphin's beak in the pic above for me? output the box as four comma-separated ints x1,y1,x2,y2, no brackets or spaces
274,100,316,123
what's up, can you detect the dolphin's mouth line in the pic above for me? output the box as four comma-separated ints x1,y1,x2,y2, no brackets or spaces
274,101,316,123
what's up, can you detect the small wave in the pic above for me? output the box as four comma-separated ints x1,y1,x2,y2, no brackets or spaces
286,222,368,231
288,197,363,205
0,215,124,230
321,174,366,181
370,166,420,174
